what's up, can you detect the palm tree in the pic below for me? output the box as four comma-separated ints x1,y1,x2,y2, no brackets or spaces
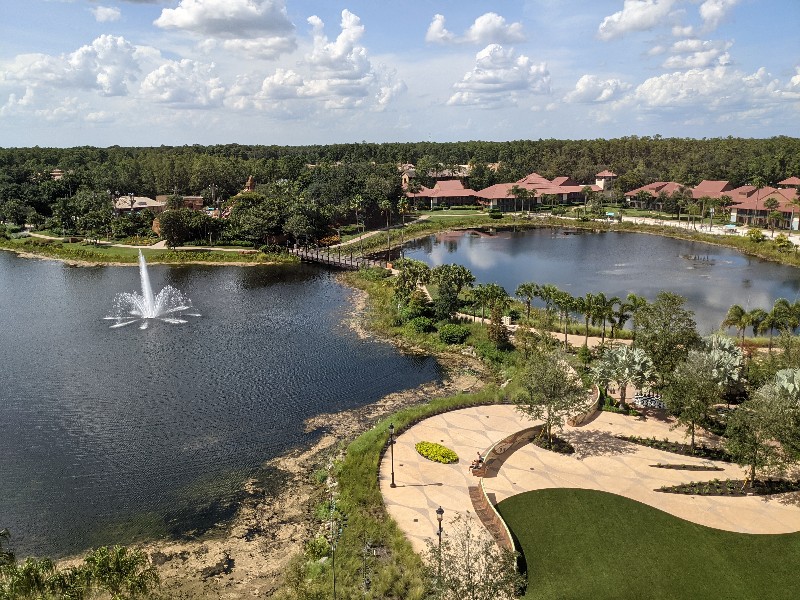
470,284,490,321
579,292,598,345
484,283,510,314
515,281,539,320
751,175,767,227
626,293,648,345
748,308,768,340
611,298,632,339
592,293,618,344
397,197,410,258
536,283,560,315
764,196,780,236
379,198,393,261
722,304,748,344
553,290,576,349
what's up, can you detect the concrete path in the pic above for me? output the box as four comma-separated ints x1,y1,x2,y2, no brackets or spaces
379,405,800,555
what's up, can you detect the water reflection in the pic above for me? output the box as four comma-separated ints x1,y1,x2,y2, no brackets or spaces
0,253,441,557
404,229,800,332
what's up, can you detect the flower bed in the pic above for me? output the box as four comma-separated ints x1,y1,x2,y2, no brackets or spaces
657,478,800,496
651,463,724,471
415,441,459,464
617,435,731,462
532,435,575,455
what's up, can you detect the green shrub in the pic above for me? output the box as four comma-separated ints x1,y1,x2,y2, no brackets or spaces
408,316,435,333
304,535,331,560
487,209,503,219
438,324,470,345
359,266,391,281
415,441,459,464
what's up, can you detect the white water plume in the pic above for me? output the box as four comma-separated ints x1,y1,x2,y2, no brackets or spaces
105,251,199,329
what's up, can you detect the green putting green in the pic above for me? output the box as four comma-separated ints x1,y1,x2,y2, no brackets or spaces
497,488,800,600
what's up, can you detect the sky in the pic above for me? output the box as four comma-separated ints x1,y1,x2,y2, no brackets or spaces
0,0,798,147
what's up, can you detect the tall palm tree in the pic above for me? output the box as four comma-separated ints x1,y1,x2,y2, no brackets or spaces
553,290,576,349
580,292,598,345
515,281,539,320
592,293,619,344
484,283,510,314
722,304,748,344
611,298,632,339
470,284,490,321
536,283,560,315
748,308,768,340
626,293,648,346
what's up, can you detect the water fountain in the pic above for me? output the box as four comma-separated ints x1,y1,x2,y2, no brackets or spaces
105,250,199,329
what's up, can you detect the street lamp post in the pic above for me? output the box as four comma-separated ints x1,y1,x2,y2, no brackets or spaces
436,506,444,585
389,423,396,488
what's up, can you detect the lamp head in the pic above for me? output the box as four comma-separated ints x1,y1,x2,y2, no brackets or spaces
436,506,444,522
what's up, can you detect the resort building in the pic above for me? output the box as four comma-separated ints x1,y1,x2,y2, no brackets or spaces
691,180,736,199
474,172,600,211
624,182,688,209
595,170,617,192
114,196,166,214
728,187,800,229
405,178,479,209
155,195,205,210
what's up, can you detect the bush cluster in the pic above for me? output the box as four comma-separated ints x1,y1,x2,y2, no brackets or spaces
438,323,470,345
415,441,459,464
408,316,435,333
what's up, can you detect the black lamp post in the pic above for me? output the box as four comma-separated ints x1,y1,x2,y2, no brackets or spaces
436,506,444,584
389,423,396,488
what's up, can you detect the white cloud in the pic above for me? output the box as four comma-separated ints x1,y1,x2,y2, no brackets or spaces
565,74,631,103
154,0,296,58
300,10,375,108
425,14,454,44
791,67,800,89
92,6,121,23
447,44,550,107
225,10,405,114
140,59,225,107
699,0,739,31
628,65,781,110
598,0,676,41
671,24,694,37
465,13,525,44
2,35,141,96
426,12,525,45
663,39,732,69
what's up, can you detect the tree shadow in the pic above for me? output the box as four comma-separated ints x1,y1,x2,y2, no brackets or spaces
633,407,673,424
563,429,638,460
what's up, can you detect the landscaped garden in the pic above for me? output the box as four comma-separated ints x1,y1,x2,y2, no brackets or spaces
498,488,800,600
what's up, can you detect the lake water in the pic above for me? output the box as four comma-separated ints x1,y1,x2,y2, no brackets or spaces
0,253,442,557
403,228,800,332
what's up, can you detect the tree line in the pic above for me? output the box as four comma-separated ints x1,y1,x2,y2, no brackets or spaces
1,137,798,247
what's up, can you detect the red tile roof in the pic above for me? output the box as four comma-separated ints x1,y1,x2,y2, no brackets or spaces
779,176,800,186
624,182,687,197
406,178,477,198
731,187,799,212
692,180,734,198
596,170,616,177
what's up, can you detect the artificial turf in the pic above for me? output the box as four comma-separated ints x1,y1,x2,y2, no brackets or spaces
497,488,800,600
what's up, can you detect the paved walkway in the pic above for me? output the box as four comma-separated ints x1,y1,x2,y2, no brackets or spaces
379,405,800,554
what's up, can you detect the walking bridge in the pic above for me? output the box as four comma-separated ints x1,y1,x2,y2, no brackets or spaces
289,247,388,270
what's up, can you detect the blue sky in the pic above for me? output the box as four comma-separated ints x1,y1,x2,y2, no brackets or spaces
1,0,798,147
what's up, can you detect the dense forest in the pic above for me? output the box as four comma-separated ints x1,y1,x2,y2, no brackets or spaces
1,137,798,247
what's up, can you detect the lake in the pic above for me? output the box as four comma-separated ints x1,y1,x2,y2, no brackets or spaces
0,252,442,557
403,228,800,332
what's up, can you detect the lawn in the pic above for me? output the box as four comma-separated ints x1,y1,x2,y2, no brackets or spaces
497,488,800,600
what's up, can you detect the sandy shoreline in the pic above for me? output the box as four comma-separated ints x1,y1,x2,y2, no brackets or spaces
51,281,487,599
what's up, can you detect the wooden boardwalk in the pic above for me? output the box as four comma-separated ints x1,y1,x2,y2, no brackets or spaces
289,247,387,270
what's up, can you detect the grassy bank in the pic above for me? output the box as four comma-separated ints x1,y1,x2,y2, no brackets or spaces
0,236,297,265
277,386,505,600
498,488,800,600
